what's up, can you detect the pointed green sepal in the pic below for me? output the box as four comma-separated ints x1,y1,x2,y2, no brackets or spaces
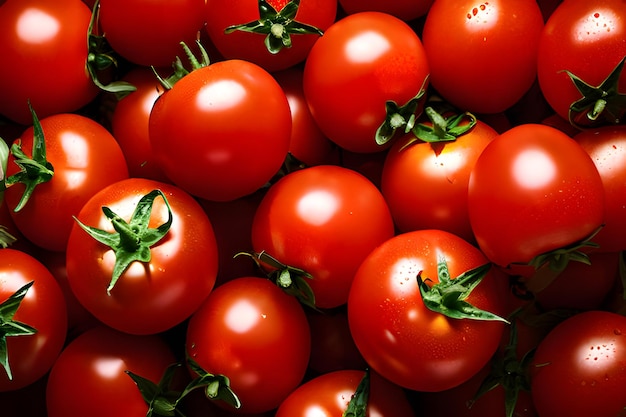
73,189,173,295
153,40,211,91
411,107,477,144
342,369,370,417
177,357,241,409
126,363,187,417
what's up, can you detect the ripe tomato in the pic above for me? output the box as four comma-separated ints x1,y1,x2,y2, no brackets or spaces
422,0,544,114
303,11,430,153
338,0,434,22
66,178,219,335
537,0,626,125
530,310,626,417
0,249,67,392
98,0,206,67
467,124,605,269
204,0,337,72
3,112,129,252
0,0,99,125
381,116,498,243
275,369,416,417
46,325,181,417
185,276,311,414
149,58,292,202
348,229,507,392
251,164,395,309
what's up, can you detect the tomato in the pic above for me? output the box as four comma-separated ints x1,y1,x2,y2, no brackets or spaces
0,0,99,125
381,116,498,243
149,58,292,202
46,325,182,417
348,229,507,392
530,310,626,417
111,67,170,182
275,369,416,417
3,112,129,252
574,126,626,253
467,124,605,269
338,0,434,22
251,164,395,309
537,0,626,125
303,11,430,153
0,249,67,392
204,0,337,72
66,178,219,335
98,0,206,67
185,276,311,414
422,0,544,114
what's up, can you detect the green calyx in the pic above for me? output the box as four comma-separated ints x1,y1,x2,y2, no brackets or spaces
73,189,173,295
236,250,317,310
417,256,509,322
1,104,54,212
0,281,38,381
179,357,241,410
564,54,626,129
343,369,370,417
153,40,211,91
224,0,323,54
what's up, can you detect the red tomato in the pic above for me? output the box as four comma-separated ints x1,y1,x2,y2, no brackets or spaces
0,0,99,125
46,325,181,417
467,124,605,269
0,249,67,392
338,0,434,22
381,117,498,243
98,0,206,67
3,112,129,252
303,11,430,153
422,0,544,114
537,0,626,125
149,58,292,202
348,229,507,392
275,369,416,417
251,165,395,309
186,276,311,414
530,310,626,417
204,0,337,72
66,178,219,335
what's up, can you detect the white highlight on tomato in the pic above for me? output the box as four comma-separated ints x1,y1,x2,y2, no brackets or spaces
297,190,339,226
17,8,60,44
225,299,261,334
574,9,619,42
195,80,247,111
93,358,125,379
345,31,391,63
512,149,556,189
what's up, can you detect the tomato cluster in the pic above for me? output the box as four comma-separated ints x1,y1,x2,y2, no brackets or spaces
0,0,625,416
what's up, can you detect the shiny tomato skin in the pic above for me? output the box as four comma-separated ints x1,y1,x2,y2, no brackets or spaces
66,178,219,335
467,124,605,268
348,229,507,392
422,0,544,114
46,325,180,417
275,369,416,417
98,0,206,67
149,59,292,202
251,165,395,309
303,11,430,153
186,276,311,414
530,310,626,417
381,119,498,243
0,249,67,392
4,113,130,252
0,0,99,125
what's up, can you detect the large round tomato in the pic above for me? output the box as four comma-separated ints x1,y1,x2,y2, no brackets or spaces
530,310,626,417
348,229,507,392
422,0,544,114
149,59,292,202
467,124,605,269
3,112,129,252
0,0,99,125
537,0,626,125
303,11,430,153
185,276,311,414
66,178,219,335
0,249,67,392
46,325,182,417
251,164,395,309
